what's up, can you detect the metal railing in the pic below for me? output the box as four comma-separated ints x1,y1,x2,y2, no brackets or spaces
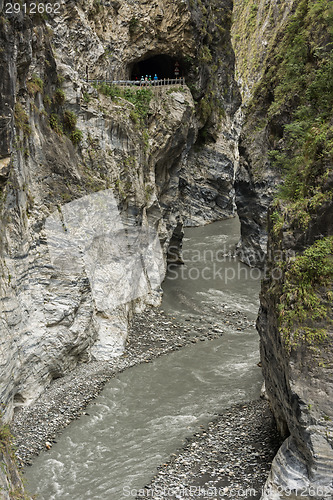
88,77,186,87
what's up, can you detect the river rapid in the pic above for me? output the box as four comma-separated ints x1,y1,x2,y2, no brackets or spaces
24,217,263,500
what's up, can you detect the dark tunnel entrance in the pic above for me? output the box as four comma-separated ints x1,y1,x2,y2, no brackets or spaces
130,55,184,80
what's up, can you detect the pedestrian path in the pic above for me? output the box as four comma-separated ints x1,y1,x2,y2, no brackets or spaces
87,77,186,87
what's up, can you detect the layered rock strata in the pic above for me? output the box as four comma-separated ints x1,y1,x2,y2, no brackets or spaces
258,207,333,499
0,0,239,426
232,0,298,267
233,0,333,496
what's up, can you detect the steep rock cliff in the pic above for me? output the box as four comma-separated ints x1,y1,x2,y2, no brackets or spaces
0,0,239,430
233,0,333,496
259,209,333,499
232,0,298,267
4,0,332,498
0,2,240,493
0,419,29,500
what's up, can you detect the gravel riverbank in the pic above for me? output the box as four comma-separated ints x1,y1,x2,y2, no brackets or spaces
140,399,282,499
11,306,228,465
12,305,281,499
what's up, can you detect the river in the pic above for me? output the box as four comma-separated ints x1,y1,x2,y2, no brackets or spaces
24,217,263,500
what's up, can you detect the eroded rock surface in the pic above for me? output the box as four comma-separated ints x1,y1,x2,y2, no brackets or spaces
0,0,239,427
258,209,333,499
233,0,333,497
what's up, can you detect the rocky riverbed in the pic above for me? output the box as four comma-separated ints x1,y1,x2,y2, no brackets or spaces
12,305,281,498
140,400,282,499
11,306,228,465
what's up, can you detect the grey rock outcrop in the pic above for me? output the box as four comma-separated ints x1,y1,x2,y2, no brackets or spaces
0,0,239,436
258,207,333,499
180,114,239,226
234,134,279,268
232,0,333,496
232,0,297,267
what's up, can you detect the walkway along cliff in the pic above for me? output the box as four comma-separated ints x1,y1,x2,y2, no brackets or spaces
0,0,332,498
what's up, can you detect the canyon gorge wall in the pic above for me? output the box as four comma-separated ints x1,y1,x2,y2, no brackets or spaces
0,0,239,422
0,1,240,494
233,0,333,497
0,0,332,498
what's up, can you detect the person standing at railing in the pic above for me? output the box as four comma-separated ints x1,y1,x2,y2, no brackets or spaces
174,61,180,78
154,74,158,85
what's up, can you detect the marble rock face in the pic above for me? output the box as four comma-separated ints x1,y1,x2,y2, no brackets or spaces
0,0,239,425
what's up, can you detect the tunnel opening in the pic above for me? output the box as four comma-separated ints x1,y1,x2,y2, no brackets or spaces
130,54,185,80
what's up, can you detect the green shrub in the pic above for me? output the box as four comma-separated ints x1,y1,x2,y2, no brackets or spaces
129,109,139,124
199,95,213,123
70,128,83,145
57,75,65,86
43,94,52,107
94,83,153,120
279,236,333,351
83,92,91,104
27,74,43,95
199,45,213,64
0,417,32,499
93,82,122,100
49,113,63,135
63,110,77,130
271,210,284,236
129,17,140,34
53,88,65,106
123,87,153,119
14,103,31,136
0,421,12,452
